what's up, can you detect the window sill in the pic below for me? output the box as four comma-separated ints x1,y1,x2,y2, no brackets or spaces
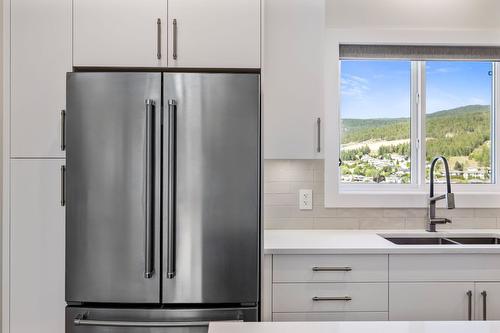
325,191,500,208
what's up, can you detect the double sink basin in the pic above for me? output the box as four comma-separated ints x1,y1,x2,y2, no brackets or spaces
383,235,500,245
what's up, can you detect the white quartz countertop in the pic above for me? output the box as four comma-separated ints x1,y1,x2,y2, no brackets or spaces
209,321,500,333
264,229,500,254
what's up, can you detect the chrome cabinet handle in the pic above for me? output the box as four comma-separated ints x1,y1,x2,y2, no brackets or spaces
172,19,178,60
312,296,352,301
144,100,155,279
157,19,161,60
316,117,321,153
167,99,177,279
466,290,472,320
481,290,487,320
60,110,66,151
312,266,352,272
60,165,66,207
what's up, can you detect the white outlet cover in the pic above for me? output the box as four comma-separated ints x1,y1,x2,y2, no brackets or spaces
299,189,313,210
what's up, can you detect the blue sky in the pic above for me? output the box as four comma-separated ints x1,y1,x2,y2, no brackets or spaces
340,60,492,119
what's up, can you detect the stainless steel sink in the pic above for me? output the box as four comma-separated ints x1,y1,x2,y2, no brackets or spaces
385,237,457,245
447,237,500,245
383,235,500,245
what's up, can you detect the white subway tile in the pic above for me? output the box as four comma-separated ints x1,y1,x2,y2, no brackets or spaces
474,209,500,218
265,218,314,230
405,218,427,230
384,209,427,218
264,205,315,219
264,193,297,206
335,208,385,218
313,217,360,230
264,182,290,194
359,218,405,230
441,218,497,229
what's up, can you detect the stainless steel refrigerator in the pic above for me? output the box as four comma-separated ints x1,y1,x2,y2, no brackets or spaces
65,72,261,332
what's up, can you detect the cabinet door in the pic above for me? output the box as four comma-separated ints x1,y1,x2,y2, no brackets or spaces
167,0,260,68
73,0,167,67
389,282,474,321
475,282,500,320
262,0,324,159
10,160,65,333
11,0,71,157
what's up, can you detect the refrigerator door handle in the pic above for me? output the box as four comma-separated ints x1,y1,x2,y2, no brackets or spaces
167,99,177,279
74,315,242,327
145,99,155,279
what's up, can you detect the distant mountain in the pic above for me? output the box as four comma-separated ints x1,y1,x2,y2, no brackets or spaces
427,104,489,118
342,104,489,143
342,104,491,160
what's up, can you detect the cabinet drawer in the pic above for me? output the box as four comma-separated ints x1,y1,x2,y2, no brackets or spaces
272,283,388,313
273,255,388,282
390,254,500,282
273,312,388,321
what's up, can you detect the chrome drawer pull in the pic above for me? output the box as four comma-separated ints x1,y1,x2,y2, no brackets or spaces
312,296,352,301
312,266,352,272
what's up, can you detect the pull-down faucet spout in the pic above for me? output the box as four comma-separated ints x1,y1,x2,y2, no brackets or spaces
427,156,455,232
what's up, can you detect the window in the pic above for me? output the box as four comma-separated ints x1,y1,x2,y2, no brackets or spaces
328,45,500,207
340,59,495,186
340,60,412,184
425,61,493,184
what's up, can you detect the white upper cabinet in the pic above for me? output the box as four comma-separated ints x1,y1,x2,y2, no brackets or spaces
10,160,65,333
11,0,71,158
167,0,260,68
262,0,324,159
73,0,260,69
73,0,167,67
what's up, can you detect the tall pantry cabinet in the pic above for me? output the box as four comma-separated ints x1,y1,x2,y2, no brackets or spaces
6,0,70,332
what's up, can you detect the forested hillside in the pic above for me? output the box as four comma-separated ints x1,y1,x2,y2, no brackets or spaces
341,105,490,164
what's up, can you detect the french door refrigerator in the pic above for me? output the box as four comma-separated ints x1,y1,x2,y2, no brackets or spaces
65,72,261,332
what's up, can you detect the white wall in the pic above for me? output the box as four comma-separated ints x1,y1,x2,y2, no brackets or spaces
326,0,500,32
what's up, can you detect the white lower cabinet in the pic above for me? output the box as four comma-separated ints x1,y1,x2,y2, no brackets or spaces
475,282,500,320
389,282,474,321
266,254,500,322
269,254,389,321
10,159,65,333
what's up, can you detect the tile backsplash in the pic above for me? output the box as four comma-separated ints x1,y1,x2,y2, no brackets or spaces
264,160,500,230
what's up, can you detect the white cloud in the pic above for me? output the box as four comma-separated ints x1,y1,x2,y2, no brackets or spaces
341,74,370,98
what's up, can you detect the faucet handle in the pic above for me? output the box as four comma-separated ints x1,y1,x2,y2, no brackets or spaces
430,218,452,225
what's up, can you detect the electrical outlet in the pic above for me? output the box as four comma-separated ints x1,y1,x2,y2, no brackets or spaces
299,189,313,210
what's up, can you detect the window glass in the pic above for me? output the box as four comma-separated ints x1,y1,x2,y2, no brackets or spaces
425,61,493,184
340,60,412,184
